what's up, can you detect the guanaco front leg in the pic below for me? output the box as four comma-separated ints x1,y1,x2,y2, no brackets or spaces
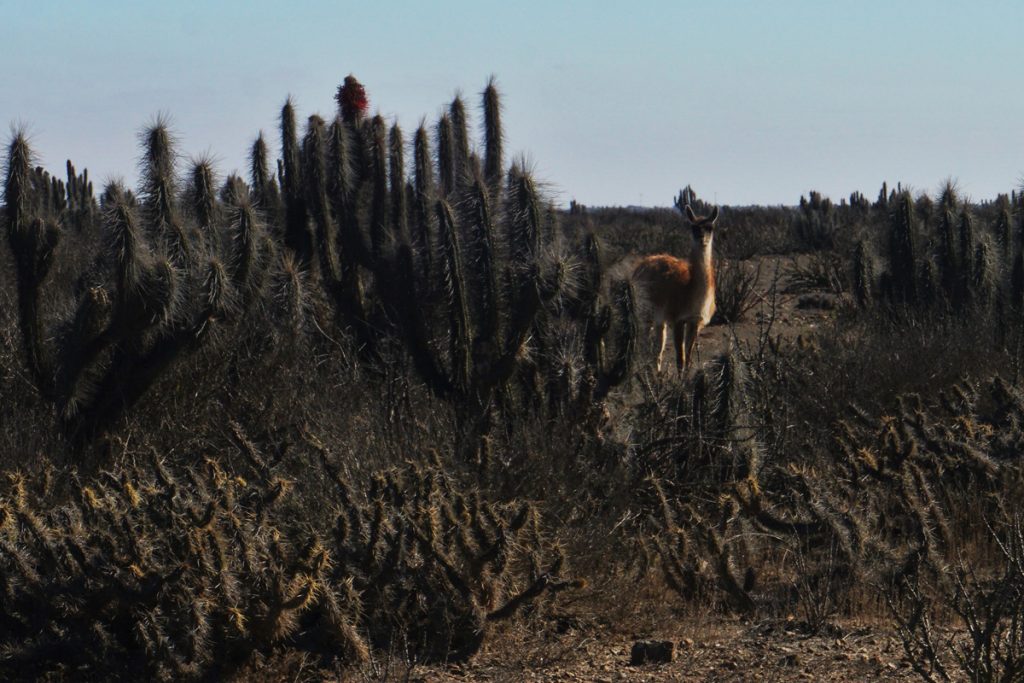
655,322,668,373
673,319,688,375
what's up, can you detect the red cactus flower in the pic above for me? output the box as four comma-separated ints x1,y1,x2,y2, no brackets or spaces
336,75,369,123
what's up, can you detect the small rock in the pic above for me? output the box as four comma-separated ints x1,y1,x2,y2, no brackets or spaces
630,640,675,665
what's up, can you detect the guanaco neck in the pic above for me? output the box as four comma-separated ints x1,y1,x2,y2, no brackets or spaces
689,235,715,288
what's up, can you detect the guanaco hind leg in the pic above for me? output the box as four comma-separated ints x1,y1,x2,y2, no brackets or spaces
683,320,701,370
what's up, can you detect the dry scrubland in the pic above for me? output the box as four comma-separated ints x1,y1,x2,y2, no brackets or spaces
3,78,1024,681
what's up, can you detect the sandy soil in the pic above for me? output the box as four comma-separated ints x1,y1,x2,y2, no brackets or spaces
403,618,919,682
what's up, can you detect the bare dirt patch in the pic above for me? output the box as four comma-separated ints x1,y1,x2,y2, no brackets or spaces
389,617,918,682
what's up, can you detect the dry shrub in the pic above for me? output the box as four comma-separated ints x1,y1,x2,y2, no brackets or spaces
713,258,762,324
0,444,577,680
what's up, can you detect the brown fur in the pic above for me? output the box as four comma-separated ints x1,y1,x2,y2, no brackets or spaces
634,255,714,323
633,206,718,374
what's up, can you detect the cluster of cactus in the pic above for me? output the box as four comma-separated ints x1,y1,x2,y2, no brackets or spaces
795,190,838,250
2,77,637,448
580,235,638,401
0,454,362,680
648,476,758,614
275,77,636,455
887,499,1024,683
852,240,874,307
873,180,907,212
635,351,764,612
863,182,1016,315
847,190,871,213
0,434,573,680
304,433,577,662
634,343,1024,616
3,124,289,440
522,230,636,426
675,185,713,217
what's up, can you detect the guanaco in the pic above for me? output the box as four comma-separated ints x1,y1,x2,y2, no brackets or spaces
632,203,719,374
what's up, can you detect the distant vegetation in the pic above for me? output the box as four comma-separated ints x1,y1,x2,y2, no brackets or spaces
3,77,1024,680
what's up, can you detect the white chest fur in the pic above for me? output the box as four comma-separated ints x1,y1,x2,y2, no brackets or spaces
695,242,715,326
700,287,716,326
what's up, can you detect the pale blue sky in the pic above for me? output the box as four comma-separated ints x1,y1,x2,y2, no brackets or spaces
2,1,1022,207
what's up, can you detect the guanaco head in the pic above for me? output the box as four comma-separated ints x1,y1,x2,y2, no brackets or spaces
683,205,719,249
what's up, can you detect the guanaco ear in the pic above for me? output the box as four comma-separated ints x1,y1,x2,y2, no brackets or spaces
707,206,720,225
684,205,698,223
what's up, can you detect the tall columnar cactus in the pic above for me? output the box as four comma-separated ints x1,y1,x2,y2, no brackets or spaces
188,159,217,228
249,132,282,224
457,170,501,351
367,115,390,263
577,233,637,404
279,99,313,266
938,179,958,213
324,117,361,270
853,240,873,308
888,191,918,304
449,95,471,186
973,240,994,308
302,114,335,278
994,198,1013,262
293,111,381,349
437,113,456,198
301,114,372,349
875,181,889,211
222,183,263,299
186,158,220,257
938,207,958,302
1012,247,1024,311
482,78,504,193
957,208,976,304
4,132,60,396
388,173,553,456
388,123,409,245
593,279,638,400
64,159,97,230
140,119,191,269
411,123,436,284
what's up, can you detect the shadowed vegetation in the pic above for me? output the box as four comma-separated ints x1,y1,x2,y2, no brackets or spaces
4,78,1024,680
